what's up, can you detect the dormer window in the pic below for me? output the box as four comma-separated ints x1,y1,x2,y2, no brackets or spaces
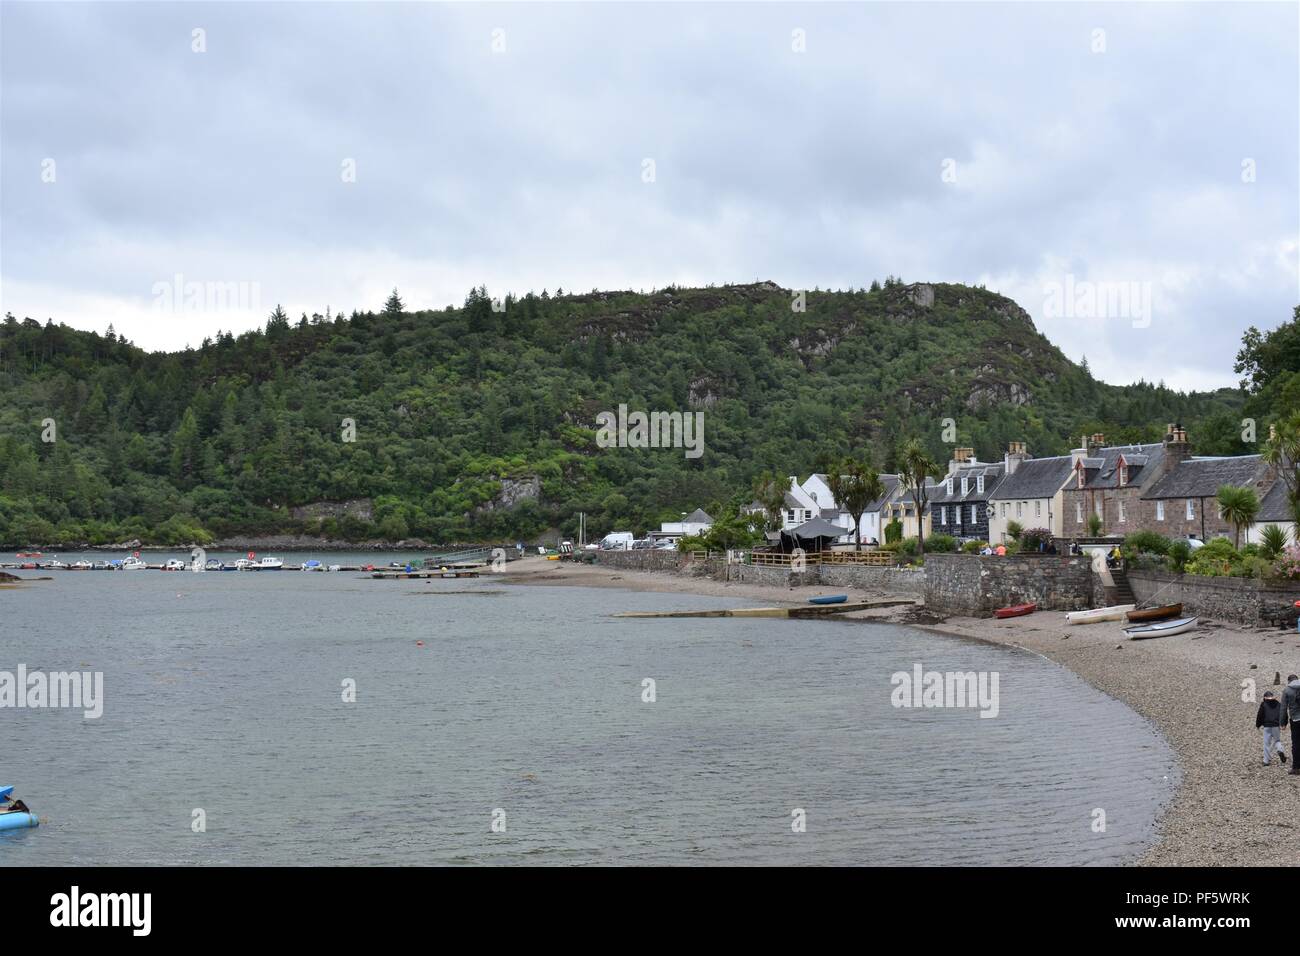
1076,464,1085,489
960,477,968,496
1117,457,1128,487
976,475,984,494
946,477,953,496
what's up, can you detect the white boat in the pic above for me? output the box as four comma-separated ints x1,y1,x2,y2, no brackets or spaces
327,564,341,572
234,558,254,571
164,559,187,571
255,556,283,570
121,557,147,571
45,559,68,570
1124,616,1198,640
70,560,93,570
1065,604,1136,625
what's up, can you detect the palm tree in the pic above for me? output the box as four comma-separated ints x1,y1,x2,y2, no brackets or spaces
898,439,939,556
752,471,788,535
1263,412,1300,525
827,458,885,552
1259,523,1290,560
1216,484,1259,549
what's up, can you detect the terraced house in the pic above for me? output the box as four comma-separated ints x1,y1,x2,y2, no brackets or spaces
987,445,1075,542
929,447,1005,542
1060,432,1168,536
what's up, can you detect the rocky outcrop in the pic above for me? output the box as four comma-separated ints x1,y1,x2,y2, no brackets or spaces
291,499,374,522
474,476,541,513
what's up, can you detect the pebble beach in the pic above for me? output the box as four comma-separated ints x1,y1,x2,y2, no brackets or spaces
501,556,1300,866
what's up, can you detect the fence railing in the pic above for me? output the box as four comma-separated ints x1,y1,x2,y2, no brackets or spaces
743,550,897,568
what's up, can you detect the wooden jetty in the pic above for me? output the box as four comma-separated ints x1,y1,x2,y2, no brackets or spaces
612,600,915,619
370,564,485,580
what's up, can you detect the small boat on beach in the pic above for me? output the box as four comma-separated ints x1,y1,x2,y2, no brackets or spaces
1124,616,1198,640
994,603,1036,619
1065,604,1135,625
1125,603,1183,623
808,594,847,605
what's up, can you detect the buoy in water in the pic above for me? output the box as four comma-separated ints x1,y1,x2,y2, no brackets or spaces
416,640,424,647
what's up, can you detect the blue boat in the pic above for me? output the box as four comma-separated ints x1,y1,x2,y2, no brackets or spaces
0,786,38,830
808,594,848,605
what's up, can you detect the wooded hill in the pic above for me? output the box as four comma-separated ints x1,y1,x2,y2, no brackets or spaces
0,280,1255,546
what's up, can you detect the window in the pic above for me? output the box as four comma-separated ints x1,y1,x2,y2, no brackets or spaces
786,510,795,522
1076,501,1083,524
1156,500,1165,521
969,505,977,524
1118,500,1126,523
941,506,947,525
1095,498,1103,517
1035,501,1042,518
1186,499,1195,520
1016,502,1023,518
1117,461,1128,487
960,477,968,496
1002,502,1008,517
1076,467,1085,489
954,506,962,526
977,475,984,493
945,478,953,495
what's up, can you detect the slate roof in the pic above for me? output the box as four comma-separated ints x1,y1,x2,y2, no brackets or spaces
1258,480,1295,522
929,463,1005,503
1075,442,1165,490
684,508,713,523
784,492,808,509
1142,455,1269,499
990,455,1075,501
866,474,901,511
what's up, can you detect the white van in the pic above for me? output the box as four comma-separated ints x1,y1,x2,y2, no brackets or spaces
600,532,634,551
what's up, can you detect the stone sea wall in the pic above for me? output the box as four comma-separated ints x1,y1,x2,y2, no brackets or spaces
924,553,1096,616
1128,570,1300,626
594,551,924,593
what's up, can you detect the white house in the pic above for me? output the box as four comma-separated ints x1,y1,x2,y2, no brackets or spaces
652,508,714,545
987,445,1075,543
799,472,901,546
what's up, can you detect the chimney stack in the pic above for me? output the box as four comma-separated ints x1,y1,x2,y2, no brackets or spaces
1004,441,1029,475
1086,433,1106,457
1162,423,1190,474
949,446,975,473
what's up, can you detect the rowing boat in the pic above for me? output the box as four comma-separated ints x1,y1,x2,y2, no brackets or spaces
808,594,847,605
1124,616,1198,640
994,603,1036,619
1125,603,1182,623
1065,604,1136,625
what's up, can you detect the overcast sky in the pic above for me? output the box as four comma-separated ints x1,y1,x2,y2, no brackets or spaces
1,2,1296,390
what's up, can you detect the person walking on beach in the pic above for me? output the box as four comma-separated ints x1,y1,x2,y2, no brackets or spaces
1283,675,1300,776
1256,691,1287,766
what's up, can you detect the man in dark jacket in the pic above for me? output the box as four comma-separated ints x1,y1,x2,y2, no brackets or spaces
1282,675,1300,775
1257,692,1287,766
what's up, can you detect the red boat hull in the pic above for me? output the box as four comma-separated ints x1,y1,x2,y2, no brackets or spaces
994,603,1037,619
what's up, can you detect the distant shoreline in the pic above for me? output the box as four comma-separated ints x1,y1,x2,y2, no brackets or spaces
499,556,1300,867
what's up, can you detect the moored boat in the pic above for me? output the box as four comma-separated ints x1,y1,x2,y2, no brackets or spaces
1065,604,1136,625
1126,603,1183,623
1124,616,1198,640
0,786,38,831
121,556,147,571
256,556,284,570
994,603,1036,619
808,594,847,605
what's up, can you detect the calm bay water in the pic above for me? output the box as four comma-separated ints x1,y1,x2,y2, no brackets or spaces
1,553,1178,865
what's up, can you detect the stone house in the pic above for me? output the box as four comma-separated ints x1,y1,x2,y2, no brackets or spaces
1060,432,1167,537
928,447,1006,543
988,446,1075,542
1139,452,1281,543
